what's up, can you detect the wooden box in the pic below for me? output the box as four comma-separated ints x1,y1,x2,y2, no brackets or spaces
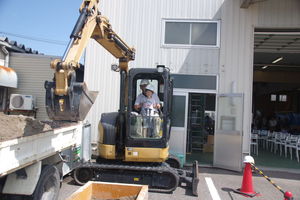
67,181,148,200
207,135,214,145
203,144,214,152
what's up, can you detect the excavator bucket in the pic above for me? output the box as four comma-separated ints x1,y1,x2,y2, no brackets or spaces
45,81,98,121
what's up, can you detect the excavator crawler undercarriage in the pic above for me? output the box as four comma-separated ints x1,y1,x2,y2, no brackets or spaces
73,160,199,196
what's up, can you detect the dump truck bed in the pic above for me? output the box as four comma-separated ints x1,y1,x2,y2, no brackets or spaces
0,123,83,177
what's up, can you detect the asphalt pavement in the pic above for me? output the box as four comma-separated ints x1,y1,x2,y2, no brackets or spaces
59,167,300,200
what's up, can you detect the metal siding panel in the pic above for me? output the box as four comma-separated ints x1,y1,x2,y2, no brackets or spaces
219,0,256,153
158,0,222,75
9,53,58,121
0,51,5,60
256,0,300,27
84,40,120,143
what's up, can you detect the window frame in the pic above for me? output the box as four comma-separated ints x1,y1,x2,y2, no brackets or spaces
161,19,220,48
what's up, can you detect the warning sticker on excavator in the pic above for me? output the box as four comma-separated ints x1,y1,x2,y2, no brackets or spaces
133,152,138,156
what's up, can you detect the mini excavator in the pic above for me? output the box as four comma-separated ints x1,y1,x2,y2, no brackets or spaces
45,0,199,195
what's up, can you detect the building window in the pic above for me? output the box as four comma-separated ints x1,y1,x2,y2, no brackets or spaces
163,20,220,47
270,94,277,102
279,95,287,102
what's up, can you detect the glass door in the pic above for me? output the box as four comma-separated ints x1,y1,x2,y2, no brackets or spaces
169,92,188,158
214,93,244,171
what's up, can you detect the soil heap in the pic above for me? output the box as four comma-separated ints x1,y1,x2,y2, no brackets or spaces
0,113,52,142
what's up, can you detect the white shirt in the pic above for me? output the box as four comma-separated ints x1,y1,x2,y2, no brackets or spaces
135,93,160,116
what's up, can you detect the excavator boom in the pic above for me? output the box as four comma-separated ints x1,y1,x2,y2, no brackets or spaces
45,0,135,121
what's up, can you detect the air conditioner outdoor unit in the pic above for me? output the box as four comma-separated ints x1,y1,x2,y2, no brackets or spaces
9,94,36,110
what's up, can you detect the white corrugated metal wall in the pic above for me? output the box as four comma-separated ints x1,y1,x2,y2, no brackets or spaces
85,0,300,154
256,0,300,27
9,53,58,120
218,0,256,155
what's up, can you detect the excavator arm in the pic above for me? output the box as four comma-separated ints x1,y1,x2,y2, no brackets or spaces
45,0,135,121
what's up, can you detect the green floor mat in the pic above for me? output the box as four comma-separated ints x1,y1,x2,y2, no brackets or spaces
186,152,213,165
185,148,300,170
253,148,300,169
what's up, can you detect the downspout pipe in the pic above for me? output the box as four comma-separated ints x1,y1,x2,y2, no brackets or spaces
2,46,9,67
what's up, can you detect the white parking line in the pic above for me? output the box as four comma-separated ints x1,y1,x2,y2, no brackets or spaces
205,177,221,200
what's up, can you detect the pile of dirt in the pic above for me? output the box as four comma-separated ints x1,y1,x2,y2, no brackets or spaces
0,113,53,142
40,120,78,129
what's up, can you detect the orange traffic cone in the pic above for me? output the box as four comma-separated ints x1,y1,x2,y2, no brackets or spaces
234,156,260,197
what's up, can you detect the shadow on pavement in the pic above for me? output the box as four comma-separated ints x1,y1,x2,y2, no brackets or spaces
221,187,235,200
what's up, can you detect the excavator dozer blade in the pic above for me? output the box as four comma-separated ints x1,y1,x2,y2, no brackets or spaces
45,81,98,121
192,160,200,196
177,160,199,196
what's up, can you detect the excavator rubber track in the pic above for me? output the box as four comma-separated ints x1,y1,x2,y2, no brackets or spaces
73,161,199,195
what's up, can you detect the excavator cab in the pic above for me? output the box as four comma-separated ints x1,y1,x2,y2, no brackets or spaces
125,66,173,162
98,66,173,162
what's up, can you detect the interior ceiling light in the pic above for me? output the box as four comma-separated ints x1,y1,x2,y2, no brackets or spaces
272,56,283,64
261,57,283,70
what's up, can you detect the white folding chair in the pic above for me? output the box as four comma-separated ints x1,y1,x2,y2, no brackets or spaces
297,138,300,163
259,130,269,149
267,132,276,152
252,129,258,134
251,134,259,156
289,137,300,163
279,133,290,156
273,133,281,154
285,135,298,160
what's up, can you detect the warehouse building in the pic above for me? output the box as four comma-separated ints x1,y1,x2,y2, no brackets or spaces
84,0,300,171
0,37,57,120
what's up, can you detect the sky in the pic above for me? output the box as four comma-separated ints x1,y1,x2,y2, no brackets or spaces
0,0,82,56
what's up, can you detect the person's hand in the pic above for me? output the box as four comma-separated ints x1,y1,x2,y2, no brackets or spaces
134,104,141,111
154,104,161,109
